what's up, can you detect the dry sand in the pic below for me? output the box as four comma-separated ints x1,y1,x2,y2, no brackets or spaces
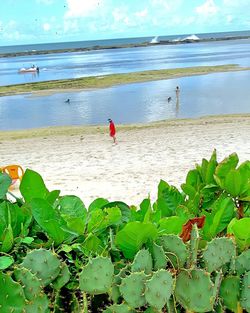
1,115,249,207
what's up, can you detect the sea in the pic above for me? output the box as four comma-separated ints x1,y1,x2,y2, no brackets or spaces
1,30,250,54
0,30,250,130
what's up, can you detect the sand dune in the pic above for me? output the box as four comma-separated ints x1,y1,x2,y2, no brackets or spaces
1,115,249,207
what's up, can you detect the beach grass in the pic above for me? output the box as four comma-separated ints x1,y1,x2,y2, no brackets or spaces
0,64,248,96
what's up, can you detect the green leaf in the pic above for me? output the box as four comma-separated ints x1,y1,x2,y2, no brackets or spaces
157,180,184,217
158,216,187,235
20,169,49,202
82,235,104,256
0,224,14,253
0,255,14,270
20,237,34,244
214,153,239,188
30,198,70,245
202,196,235,240
224,169,242,197
115,222,158,259
101,201,131,223
87,207,122,234
88,198,109,212
0,173,12,199
227,218,250,250
205,150,217,184
58,195,87,235
46,190,60,205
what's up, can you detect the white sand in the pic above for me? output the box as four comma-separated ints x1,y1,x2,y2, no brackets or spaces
1,115,250,207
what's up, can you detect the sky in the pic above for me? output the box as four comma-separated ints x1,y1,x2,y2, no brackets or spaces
0,0,249,46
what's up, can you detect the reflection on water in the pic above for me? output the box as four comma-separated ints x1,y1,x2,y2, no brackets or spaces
0,70,249,130
0,39,250,86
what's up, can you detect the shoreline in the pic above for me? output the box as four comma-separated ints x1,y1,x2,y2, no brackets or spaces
1,64,249,97
1,35,250,59
1,113,249,141
1,114,249,206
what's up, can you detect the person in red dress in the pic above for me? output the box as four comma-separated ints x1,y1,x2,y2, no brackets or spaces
108,118,117,144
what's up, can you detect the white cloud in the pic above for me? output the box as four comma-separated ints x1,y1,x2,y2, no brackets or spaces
196,0,218,16
36,0,54,4
64,19,79,33
43,23,51,31
65,0,104,18
135,9,148,18
226,15,233,23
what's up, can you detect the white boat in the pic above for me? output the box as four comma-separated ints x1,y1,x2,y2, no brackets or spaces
181,34,200,42
150,36,159,44
19,66,39,73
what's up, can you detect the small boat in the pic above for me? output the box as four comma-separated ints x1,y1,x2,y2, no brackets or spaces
18,66,39,73
150,36,159,44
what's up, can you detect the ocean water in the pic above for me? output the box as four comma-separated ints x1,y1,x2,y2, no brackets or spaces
1,38,250,86
0,70,249,131
1,30,250,54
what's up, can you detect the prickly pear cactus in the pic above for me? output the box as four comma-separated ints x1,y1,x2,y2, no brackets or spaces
145,269,173,310
131,249,152,274
149,242,167,270
240,271,250,312
104,303,135,313
0,272,26,313
188,223,199,268
236,249,250,275
52,262,70,290
79,256,114,295
14,266,43,300
203,237,236,272
160,234,187,268
119,272,147,308
175,269,216,312
110,265,129,303
21,248,61,286
219,275,240,313
25,293,50,313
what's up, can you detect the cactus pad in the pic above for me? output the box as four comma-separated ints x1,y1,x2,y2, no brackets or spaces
21,248,61,286
175,269,216,312
120,272,147,308
236,249,250,275
131,249,152,274
150,242,167,270
240,271,250,312
0,272,26,313
188,223,199,268
25,293,50,313
14,266,42,300
79,256,114,294
219,275,240,312
145,269,173,310
104,303,135,313
203,237,236,272
52,261,70,290
161,234,187,268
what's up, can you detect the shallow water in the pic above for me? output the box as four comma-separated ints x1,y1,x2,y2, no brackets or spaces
0,70,249,131
0,39,250,86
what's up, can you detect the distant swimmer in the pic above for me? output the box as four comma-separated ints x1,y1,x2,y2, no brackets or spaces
65,99,70,103
175,86,180,98
167,97,172,102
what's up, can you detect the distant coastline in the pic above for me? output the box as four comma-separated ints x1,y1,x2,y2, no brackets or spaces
1,35,250,59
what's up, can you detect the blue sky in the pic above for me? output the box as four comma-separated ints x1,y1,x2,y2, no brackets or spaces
0,0,249,46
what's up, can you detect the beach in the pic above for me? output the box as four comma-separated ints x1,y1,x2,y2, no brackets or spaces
1,114,249,207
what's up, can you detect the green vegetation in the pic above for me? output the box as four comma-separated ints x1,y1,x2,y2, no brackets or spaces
0,65,248,96
0,150,250,312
